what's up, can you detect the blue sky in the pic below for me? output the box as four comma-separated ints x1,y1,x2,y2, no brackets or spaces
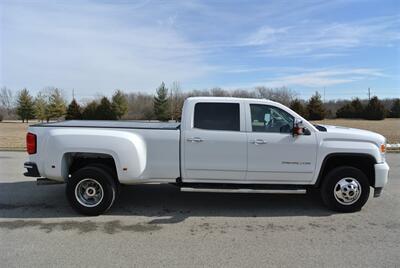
1,0,399,101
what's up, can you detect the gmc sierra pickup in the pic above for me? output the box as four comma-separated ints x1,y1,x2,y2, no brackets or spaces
24,97,389,215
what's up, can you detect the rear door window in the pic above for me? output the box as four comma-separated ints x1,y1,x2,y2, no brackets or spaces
194,103,240,131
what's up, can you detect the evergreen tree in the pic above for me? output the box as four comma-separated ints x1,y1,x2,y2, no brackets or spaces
46,88,66,121
96,97,117,120
336,98,364,119
389,98,400,118
16,88,35,123
153,82,169,121
82,101,98,120
65,99,82,120
289,99,307,118
336,103,352,118
34,92,48,122
350,98,364,118
111,90,128,119
306,92,326,120
364,96,385,120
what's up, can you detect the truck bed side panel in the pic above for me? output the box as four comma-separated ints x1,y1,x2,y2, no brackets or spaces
28,127,180,184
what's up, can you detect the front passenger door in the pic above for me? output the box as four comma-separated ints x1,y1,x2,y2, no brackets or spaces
246,104,318,183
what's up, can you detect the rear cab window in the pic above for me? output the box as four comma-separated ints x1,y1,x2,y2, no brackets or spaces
194,102,240,131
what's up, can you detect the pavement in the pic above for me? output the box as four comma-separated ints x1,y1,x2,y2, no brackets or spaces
0,151,399,267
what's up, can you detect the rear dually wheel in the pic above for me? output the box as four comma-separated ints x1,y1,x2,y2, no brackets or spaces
66,165,117,216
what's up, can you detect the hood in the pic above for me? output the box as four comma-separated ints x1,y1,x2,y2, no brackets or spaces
318,124,386,145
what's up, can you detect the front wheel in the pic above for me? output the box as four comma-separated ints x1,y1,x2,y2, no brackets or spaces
66,165,117,216
321,166,370,212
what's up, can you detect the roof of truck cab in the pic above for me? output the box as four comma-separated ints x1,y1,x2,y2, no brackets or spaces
185,96,280,105
32,120,181,130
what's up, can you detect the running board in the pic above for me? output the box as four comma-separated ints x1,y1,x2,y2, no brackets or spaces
180,187,306,194
37,178,64,185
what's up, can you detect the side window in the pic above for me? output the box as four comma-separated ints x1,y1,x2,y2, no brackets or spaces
250,104,294,133
194,103,240,131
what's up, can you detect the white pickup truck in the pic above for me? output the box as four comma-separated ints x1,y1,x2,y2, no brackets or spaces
24,97,389,215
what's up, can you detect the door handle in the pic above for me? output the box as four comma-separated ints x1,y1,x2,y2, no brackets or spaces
187,137,203,143
250,139,267,145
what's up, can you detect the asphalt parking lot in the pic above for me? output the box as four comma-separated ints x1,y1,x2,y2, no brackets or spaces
0,151,399,267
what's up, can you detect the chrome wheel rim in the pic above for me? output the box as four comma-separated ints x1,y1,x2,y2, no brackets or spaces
334,177,362,205
75,178,104,207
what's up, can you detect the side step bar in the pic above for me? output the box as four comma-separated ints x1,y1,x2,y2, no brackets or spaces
180,187,306,194
37,178,64,185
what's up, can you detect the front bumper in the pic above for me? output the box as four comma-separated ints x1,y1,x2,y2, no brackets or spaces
373,162,389,197
24,162,41,177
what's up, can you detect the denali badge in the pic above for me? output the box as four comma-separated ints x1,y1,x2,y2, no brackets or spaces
282,161,311,165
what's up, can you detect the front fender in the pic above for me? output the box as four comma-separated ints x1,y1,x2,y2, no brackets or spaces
312,139,381,184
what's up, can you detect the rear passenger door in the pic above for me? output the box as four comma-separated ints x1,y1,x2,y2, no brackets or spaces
182,101,247,182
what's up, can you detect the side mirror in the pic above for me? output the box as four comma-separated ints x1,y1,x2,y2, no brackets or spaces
293,119,305,136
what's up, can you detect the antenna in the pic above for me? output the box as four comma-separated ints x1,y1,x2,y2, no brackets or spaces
368,87,371,100
323,87,326,123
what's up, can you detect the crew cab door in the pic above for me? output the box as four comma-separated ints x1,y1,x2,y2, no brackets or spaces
182,101,247,182
246,103,318,183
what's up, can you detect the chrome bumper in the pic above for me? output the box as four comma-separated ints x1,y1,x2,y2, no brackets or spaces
373,162,389,197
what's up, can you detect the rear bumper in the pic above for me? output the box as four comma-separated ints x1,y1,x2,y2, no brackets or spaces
24,162,41,177
374,162,389,189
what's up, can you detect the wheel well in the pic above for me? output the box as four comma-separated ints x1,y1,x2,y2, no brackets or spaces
64,153,118,181
316,154,376,188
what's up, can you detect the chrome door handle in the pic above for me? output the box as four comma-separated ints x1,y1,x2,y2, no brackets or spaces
187,137,203,143
250,139,267,145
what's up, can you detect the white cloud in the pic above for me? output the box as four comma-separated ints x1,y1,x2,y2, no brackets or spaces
262,68,386,88
1,0,212,98
1,0,399,99
244,15,400,57
245,26,290,46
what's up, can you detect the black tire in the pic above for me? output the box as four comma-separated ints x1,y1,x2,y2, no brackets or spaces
321,166,370,212
88,163,121,196
66,165,117,216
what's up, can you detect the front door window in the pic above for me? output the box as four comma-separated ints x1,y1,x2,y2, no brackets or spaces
250,104,294,134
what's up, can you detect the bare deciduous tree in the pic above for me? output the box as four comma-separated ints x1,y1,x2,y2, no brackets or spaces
0,87,15,117
169,81,184,121
255,86,297,105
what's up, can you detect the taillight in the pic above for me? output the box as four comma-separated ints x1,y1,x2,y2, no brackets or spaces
26,132,37,154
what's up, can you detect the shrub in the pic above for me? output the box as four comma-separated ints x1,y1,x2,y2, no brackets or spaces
389,98,400,118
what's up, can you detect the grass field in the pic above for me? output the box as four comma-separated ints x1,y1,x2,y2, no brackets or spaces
0,121,31,150
0,119,399,150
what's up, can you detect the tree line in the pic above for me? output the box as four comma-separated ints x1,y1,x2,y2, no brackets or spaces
289,94,400,120
0,87,130,122
0,84,399,122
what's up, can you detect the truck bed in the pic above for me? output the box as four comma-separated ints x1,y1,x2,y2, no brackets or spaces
32,120,181,130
